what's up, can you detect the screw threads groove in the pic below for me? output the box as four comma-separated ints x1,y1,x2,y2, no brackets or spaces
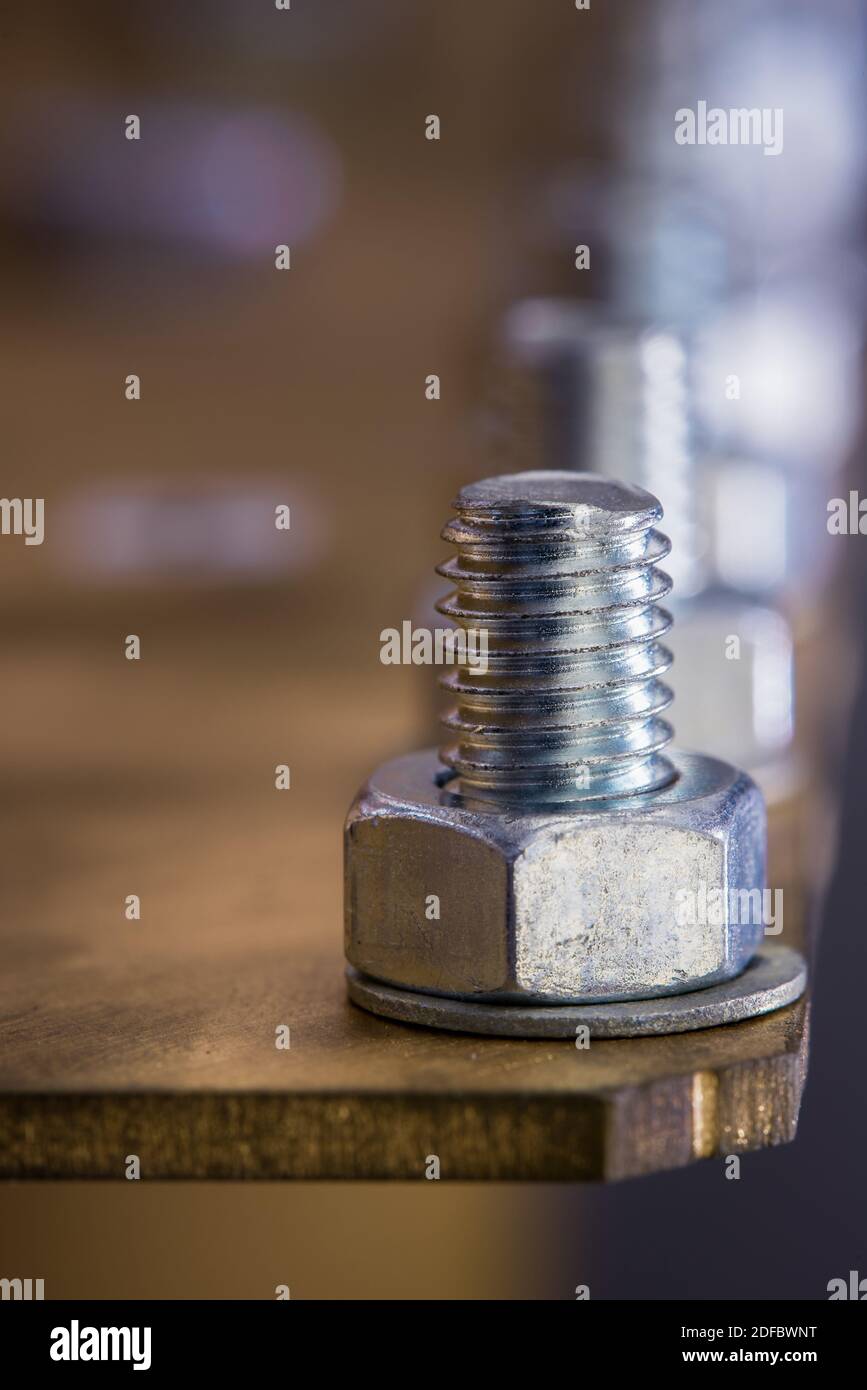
436,471,677,803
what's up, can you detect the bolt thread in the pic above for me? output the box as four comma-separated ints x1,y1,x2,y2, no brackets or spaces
437,471,677,803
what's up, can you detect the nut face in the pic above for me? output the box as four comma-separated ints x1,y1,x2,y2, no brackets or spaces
345,748,766,1004
345,813,511,996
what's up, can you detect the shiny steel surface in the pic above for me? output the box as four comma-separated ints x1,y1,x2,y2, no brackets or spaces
437,472,676,801
344,472,801,1029
345,747,767,1005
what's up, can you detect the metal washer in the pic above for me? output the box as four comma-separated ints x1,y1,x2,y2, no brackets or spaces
346,944,807,1039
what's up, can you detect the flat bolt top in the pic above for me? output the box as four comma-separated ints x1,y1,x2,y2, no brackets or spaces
453,471,662,534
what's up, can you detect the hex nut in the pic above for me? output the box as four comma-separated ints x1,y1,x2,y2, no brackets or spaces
345,748,766,1005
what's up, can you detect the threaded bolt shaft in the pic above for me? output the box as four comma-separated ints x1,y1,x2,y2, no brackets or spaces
436,471,677,803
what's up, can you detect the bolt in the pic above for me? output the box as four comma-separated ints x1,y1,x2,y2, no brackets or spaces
345,471,804,1036
436,471,676,803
